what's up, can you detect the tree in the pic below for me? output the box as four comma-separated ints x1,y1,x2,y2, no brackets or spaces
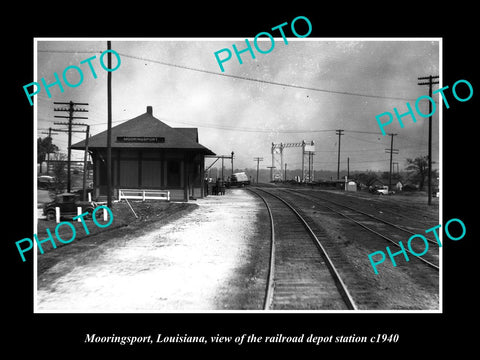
380,171,402,184
37,137,59,173
353,171,379,187
50,152,68,193
405,156,438,191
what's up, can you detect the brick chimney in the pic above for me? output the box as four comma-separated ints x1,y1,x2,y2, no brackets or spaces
147,106,153,115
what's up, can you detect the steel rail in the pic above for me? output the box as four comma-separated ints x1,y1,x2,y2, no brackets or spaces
282,189,439,271
324,189,438,224
250,187,358,311
248,188,276,310
287,189,439,245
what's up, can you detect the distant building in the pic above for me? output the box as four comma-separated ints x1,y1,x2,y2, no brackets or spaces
395,181,403,192
345,180,357,192
71,106,215,201
369,179,384,187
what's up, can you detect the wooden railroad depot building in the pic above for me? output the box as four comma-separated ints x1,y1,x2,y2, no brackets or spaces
71,106,215,201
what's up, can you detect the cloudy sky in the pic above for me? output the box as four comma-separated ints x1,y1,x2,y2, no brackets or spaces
35,38,440,175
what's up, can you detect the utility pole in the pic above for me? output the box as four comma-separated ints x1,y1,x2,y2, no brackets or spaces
51,125,89,193
253,157,263,184
53,124,90,200
40,127,59,174
336,129,344,179
347,157,350,179
385,133,398,191
231,151,234,177
82,125,90,201
418,75,439,206
393,162,399,174
305,150,314,182
270,143,277,182
284,163,287,182
301,141,305,181
107,40,113,208
53,101,88,192
221,156,224,180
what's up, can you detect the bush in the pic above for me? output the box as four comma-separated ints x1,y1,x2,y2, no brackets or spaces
403,184,418,192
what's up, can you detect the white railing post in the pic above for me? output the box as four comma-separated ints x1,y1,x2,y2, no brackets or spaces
77,207,82,221
55,207,60,223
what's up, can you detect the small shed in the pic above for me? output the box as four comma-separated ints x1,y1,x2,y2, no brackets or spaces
71,106,215,201
345,180,357,192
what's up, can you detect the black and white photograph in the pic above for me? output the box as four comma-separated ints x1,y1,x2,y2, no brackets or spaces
33,38,442,313
7,7,477,355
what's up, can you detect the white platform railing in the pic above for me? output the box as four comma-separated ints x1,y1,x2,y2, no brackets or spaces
118,189,170,201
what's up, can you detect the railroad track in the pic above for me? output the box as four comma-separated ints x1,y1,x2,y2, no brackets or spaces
287,189,439,243
248,187,357,311
281,188,440,270
313,188,439,225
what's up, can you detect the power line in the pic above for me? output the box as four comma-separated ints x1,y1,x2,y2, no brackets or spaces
40,113,388,138
287,158,392,167
117,52,419,102
347,129,385,135
38,50,102,54
78,115,385,135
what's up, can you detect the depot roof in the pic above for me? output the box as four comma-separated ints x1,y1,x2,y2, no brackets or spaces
71,106,215,155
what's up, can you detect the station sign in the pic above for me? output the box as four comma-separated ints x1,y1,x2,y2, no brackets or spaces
116,136,165,143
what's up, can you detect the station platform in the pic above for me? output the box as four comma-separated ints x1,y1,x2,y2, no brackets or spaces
36,188,268,312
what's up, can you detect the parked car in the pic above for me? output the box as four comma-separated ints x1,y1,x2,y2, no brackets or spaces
43,192,97,220
37,175,56,190
374,185,395,195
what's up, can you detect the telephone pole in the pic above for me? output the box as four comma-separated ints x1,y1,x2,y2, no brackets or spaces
51,124,90,199
81,125,90,201
253,157,263,184
385,133,398,191
418,75,439,205
53,101,88,192
107,40,113,208
347,157,350,179
308,151,313,182
336,129,344,179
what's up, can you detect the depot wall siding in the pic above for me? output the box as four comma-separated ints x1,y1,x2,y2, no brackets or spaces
142,159,162,187
93,149,204,201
